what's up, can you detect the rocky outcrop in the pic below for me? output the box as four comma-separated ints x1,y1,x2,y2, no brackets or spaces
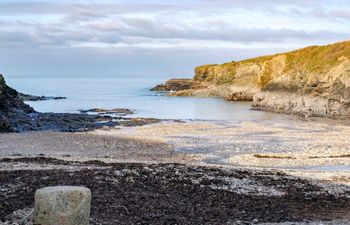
252,91,350,117
0,74,98,132
0,74,160,132
0,74,35,131
153,41,350,118
150,79,194,92
79,108,133,116
18,93,66,101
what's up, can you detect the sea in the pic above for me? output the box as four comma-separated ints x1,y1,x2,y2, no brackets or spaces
6,75,281,122
8,76,350,172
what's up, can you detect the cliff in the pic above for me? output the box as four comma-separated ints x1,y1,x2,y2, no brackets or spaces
156,41,350,118
0,74,36,131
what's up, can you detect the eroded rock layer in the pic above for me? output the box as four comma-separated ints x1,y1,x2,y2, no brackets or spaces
154,41,350,118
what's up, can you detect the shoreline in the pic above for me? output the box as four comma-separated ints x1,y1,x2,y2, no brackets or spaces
1,118,350,177
1,119,350,224
1,74,350,224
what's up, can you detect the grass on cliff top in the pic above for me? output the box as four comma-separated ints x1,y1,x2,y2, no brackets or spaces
284,41,350,74
195,40,350,84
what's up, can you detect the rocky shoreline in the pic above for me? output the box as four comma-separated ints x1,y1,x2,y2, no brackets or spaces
18,93,66,102
152,41,350,119
150,79,195,92
1,158,349,225
0,74,163,133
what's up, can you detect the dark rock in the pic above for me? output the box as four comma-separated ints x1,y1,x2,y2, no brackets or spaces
18,93,66,101
119,117,161,127
79,108,133,116
0,74,35,132
0,111,118,133
27,113,120,132
150,79,194,92
0,74,161,133
95,115,115,122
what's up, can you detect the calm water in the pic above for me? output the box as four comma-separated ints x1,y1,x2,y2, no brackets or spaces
7,76,279,121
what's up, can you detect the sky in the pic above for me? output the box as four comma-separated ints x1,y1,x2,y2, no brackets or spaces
1,0,350,78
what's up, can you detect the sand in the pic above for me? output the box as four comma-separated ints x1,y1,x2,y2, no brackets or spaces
1,118,350,183
0,130,194,165
91,119,350,184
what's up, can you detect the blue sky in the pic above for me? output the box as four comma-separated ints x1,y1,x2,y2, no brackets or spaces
1,0,350,77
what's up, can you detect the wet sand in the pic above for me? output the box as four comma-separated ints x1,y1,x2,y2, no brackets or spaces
0,131,193,165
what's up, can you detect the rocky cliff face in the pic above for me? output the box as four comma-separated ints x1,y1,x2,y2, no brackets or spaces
156,41,350,118
0,74,36,131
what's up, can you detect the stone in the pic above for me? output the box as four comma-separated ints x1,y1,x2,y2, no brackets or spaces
34,186,91,225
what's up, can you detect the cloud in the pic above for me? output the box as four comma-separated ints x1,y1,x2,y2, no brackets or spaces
0,0,350,76
0,14,348,51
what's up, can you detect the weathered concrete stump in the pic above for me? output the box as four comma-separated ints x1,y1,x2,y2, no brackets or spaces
34,186,91,225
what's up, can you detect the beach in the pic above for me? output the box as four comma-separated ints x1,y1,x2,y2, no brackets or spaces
2,2,350,224
1,117,350,224
1,77,350,224
91,118,350,183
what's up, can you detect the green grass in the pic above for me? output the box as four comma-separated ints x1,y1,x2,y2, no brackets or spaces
193,40,350,88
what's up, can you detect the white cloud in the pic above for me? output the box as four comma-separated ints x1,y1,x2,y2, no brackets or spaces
0,0,350,76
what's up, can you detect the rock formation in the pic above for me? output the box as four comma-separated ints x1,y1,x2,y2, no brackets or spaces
18,93,66,101
0,74,163,132
150,79,195,92
153,41,350,118
0,74,35,131
0,74,118,132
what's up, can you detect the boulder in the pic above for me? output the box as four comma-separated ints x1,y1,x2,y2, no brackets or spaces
34,186,91,225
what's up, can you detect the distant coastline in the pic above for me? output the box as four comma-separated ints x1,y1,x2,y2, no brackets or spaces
152,40,350,119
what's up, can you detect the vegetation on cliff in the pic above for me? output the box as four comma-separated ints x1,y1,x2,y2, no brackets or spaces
154,40,350,118
194,41,350,90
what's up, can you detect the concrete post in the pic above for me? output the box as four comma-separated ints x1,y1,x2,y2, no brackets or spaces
33,186,91,225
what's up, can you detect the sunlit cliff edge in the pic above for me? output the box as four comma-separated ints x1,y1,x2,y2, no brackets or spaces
153,40,350,118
